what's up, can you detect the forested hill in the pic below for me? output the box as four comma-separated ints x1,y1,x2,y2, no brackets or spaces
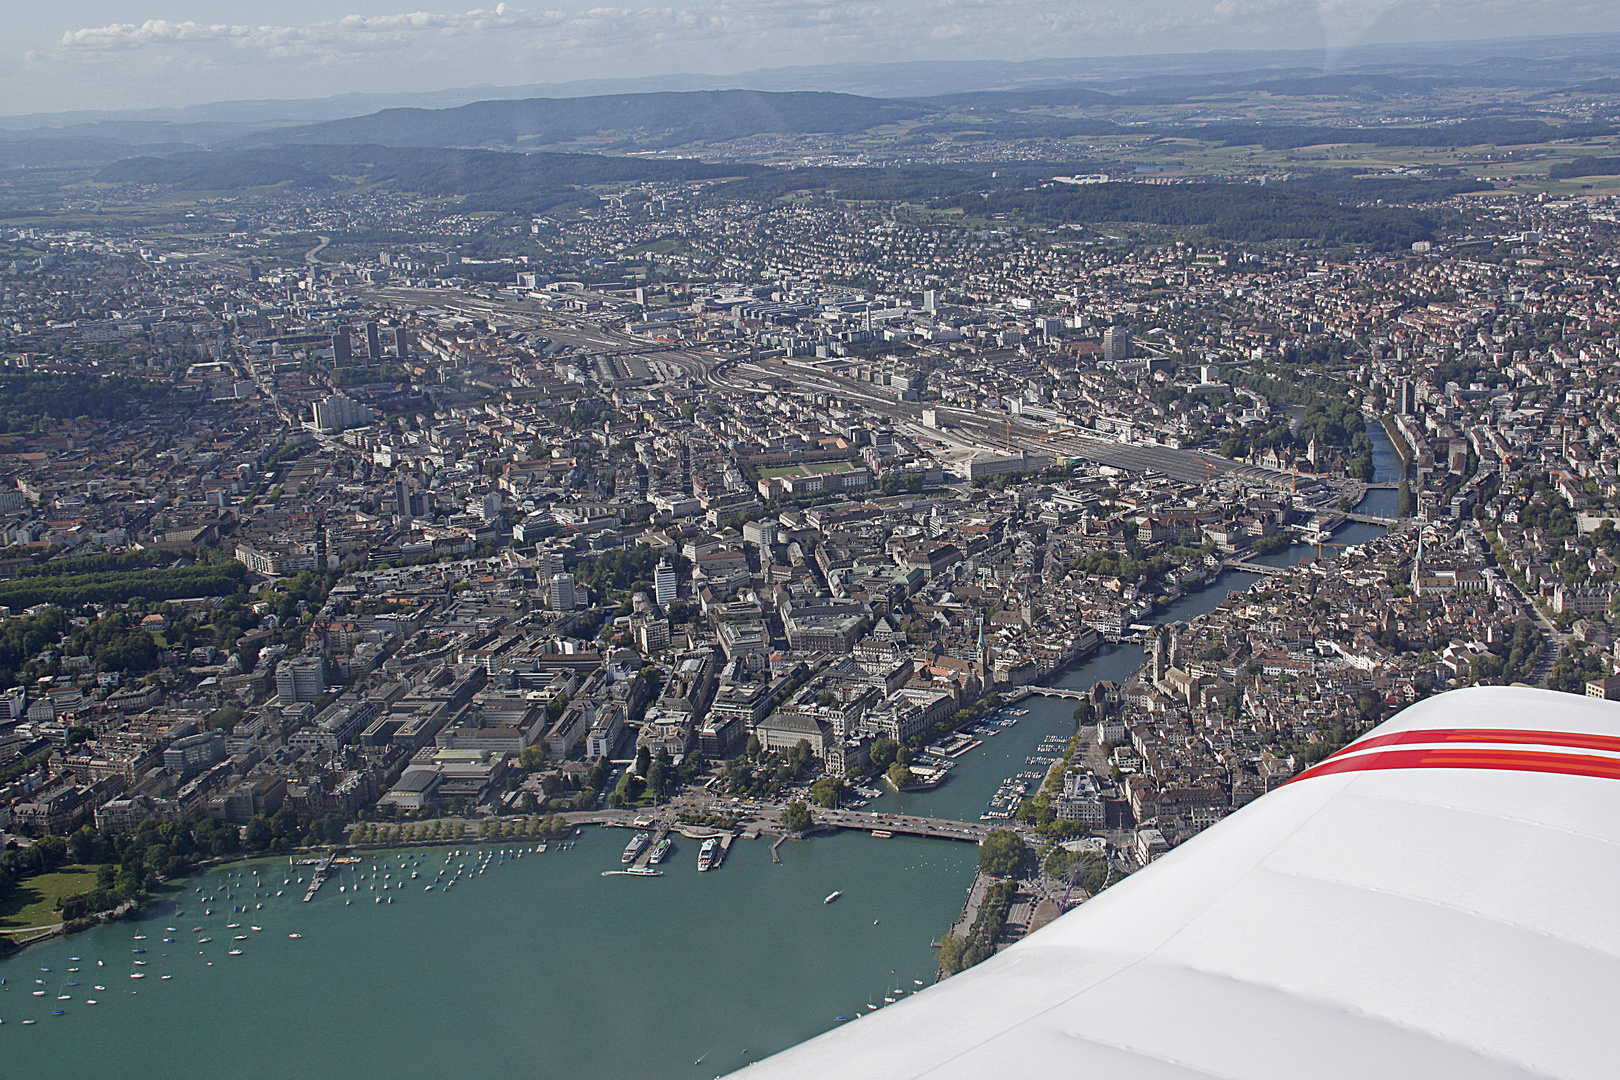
95,145,767,212
211,83,1613,155
713,169,1477,249
96,142,1477,246
226,90,928,151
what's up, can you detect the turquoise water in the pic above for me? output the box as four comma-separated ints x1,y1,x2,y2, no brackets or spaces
0,831,975,1078
869,567,1267,823
0,537,1349,1077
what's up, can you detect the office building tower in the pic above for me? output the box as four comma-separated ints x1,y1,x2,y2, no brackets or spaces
549,573,578,611
1102,327,1133,361
654,558,678,607
276,655,326,703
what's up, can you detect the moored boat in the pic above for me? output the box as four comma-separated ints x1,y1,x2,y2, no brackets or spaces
621,832,651,864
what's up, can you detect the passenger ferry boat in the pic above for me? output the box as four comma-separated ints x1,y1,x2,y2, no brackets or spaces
648,837,672,865
697,837,718,871
621,832,651,864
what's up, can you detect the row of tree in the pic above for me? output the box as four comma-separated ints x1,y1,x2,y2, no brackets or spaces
936,880,1015,976
0,371,172,434
0,559,246,612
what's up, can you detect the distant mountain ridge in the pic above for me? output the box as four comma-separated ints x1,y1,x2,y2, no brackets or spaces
6,29,1620,142
225,91,927,152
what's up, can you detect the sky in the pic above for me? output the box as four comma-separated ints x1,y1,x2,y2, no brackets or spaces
4,0,1620,117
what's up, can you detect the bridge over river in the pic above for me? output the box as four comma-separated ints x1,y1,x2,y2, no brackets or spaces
812,809,1033,845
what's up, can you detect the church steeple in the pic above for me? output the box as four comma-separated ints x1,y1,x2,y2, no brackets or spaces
1411,532,1424,596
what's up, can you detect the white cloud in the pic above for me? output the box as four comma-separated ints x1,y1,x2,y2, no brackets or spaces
9,1,1620,111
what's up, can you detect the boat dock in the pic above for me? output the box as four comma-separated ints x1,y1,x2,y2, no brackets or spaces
301,856,334,903
629,825,670,871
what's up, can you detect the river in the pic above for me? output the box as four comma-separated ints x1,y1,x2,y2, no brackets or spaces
0,431,1399,1075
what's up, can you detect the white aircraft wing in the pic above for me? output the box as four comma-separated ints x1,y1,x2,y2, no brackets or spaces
736,686,1620,1080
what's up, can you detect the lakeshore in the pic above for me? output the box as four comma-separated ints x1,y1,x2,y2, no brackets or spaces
0,828,974,1077
0,421,1401,1067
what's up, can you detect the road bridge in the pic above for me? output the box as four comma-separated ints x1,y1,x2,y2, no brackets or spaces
1344,513,1397,526
1225,559,1292,577
1025,688,1091,701
814,809,1028,845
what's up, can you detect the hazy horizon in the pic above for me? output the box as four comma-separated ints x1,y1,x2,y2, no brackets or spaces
5,1,1620,118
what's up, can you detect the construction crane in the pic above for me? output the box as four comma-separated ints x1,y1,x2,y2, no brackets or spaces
1308,538,1351,560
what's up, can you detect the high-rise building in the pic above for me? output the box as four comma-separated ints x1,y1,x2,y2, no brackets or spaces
332,329,352,363
394,479,413,521
276,655,326,703
1102,327,1133,361
922,289,938,312
549,572,578,611
654,558,678,607
310,393,375,433
394,327,410,357
365,321,382,361
1397,379,1417,416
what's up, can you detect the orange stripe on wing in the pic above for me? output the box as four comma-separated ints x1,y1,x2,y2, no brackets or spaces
1336,728,1620,757
1291,745,1620,785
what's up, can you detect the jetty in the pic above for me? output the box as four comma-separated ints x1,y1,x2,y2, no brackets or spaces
629,825,670,871
301,855,333,903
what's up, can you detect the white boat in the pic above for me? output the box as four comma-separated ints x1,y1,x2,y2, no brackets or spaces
825,891,842,904
621,832,651,863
